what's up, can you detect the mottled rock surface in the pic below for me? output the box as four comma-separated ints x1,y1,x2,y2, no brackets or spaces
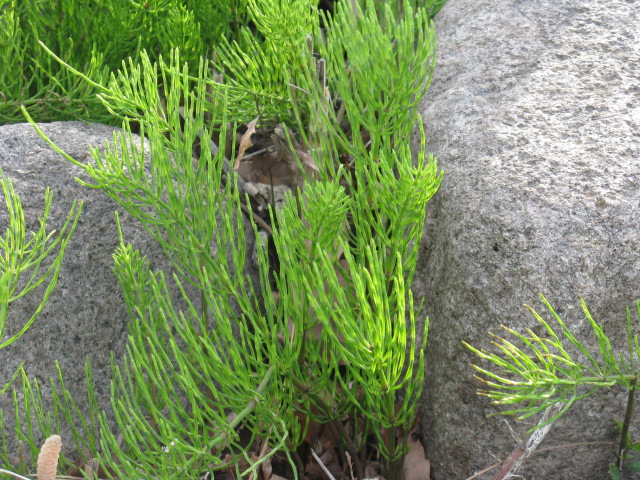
415,0,639,478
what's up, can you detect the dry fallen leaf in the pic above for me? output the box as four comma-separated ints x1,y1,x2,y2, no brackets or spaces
234,117,259,170
402,433,430,480
363,460,381,480
272,126,319,191
260,455,273,480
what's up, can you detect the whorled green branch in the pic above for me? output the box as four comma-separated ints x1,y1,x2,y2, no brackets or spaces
464,294,640,433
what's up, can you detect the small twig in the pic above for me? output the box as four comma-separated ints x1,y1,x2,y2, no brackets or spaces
490,403,563,480
0,469,31,480
536,441,615,455
288,83,311,96
253,94,264,135
240,203,272,235
465,441,615,479
466,462,505,480
311,448,337,480
617,376,637,468
242,146,275,161
466,462,504,480
345,451,356,480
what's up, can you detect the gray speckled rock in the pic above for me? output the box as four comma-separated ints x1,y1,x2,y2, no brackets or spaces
0,121,164,458
415,0,639,478
0,121,256,460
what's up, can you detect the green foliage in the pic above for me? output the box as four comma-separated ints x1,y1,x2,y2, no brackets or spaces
608,420,640,479
310,0,436,159
465,294,640,473
4,0,446,478
465,295,640,426
609,460,640,480
0,0,443,126
0,0,243,124
213,0,317,122
0,362,103,476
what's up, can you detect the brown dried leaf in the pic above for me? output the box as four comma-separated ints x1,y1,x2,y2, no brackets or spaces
363,458,382,479
297,148,319,179
260,455,273,480
236,152,294,187
272,127,304,192
83,458,100,480
321,449,342,479
271,126,320,193
317,422,340,453
234,117,259,170
67,450,116,479
402,434,430,480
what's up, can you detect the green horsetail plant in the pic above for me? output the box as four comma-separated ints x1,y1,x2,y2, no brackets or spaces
0,0,245,124
465,294,640,473
2,361,104,476
213,0,318,122
313,0,435,160
22,53,293,476
16,0,443,478
291,0,436,179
